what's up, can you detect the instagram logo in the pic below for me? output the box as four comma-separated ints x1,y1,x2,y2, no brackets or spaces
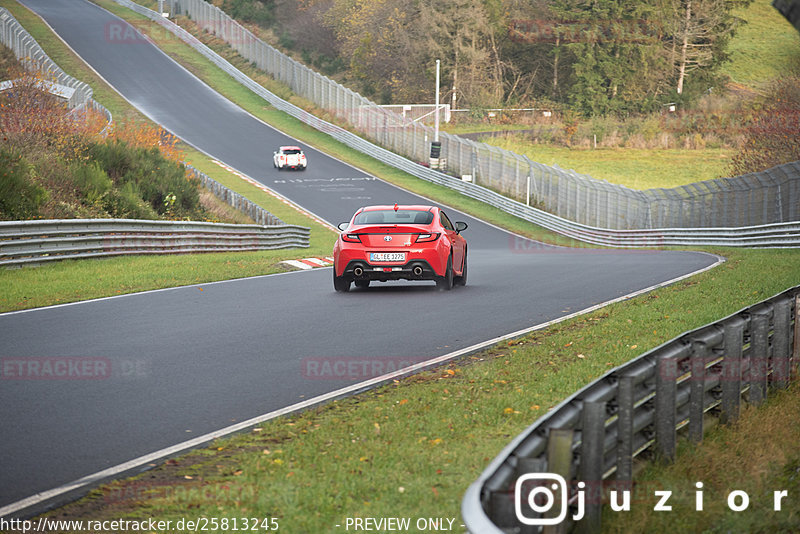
515,473,585,526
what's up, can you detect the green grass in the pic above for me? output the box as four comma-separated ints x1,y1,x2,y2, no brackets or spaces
482,136,733,189
440,122,535,135
46,248,800,533
721,0,800,90
0,251,307,312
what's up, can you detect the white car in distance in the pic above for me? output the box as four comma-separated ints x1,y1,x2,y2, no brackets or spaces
273,145,307,170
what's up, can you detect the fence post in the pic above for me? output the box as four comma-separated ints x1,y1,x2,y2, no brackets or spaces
772,297,792,389
793,295,800,377
689,340,708,443
749,310,770,406
577,401,605,533
720,316,745,425
615,375,634,482
544,428,573,534
526,175,531,207
655,348,681,462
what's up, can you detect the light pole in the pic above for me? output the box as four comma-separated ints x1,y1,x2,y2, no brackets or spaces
429,59,442,170
434,59,440,143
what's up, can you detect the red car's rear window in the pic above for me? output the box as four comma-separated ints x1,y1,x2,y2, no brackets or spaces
354,210,434,225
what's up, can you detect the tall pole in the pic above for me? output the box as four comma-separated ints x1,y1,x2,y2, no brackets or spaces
434,59,440,143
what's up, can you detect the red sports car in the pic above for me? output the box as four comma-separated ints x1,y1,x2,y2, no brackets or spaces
333,204,468,292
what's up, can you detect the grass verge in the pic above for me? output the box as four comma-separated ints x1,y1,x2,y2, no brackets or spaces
0,249,323,313
37,248,800,533
478,136,733,189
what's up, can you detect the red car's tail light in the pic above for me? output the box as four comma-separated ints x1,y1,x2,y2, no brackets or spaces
341,233,362,243
415,232,440,243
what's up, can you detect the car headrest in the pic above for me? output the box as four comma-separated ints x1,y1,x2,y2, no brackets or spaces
364,212,383,224
414,212,430,224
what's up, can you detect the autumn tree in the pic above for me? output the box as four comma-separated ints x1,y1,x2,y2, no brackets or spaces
231,0,756,115
417,0,512,108
663,0,750,95
318,0,429,102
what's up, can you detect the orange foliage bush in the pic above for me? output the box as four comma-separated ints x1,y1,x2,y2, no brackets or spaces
106,120,184,164
1,68,182,164
0,70,106,160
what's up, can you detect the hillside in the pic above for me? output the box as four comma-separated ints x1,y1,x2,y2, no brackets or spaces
721,0,800,90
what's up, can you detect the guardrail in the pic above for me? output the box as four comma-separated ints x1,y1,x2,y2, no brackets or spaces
0,219,310,267
111,0,800,248
0,8,113,135
462,285,800,533
187,165,285,226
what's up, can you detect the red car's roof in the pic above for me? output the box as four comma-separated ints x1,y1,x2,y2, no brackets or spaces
359,205,435,212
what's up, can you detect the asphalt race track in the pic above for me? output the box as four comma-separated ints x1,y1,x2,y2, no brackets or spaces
1,0,718,514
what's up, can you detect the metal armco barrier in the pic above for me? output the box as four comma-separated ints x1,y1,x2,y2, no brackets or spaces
461,286,800,533
186,165,285,226
0,8,113,135
0,219,310,266
113,0,800,246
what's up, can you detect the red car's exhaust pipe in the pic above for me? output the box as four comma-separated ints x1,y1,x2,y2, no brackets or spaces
353,266,364,277
412,266,423,276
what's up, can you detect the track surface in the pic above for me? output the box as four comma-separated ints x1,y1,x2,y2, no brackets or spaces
1,0,717,511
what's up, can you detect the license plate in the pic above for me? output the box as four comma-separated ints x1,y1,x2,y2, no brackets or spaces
370,252,406,262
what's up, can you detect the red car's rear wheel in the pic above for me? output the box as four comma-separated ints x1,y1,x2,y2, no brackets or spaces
333,267,351,292
436,254,454,291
